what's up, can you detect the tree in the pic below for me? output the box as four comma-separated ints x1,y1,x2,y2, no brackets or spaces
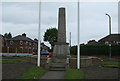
44,28,58,51
8,32,12,38
4,33,8,38
4,32,12,38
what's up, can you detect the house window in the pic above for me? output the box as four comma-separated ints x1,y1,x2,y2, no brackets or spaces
10,41,13,45
20,41,23,45
33,43,35,46
29,42,31,46
113,41,116,43
26,41,28,45
32,47,34,52
105,41,109,45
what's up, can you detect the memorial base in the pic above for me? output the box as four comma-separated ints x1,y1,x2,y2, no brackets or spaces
53,44,70,56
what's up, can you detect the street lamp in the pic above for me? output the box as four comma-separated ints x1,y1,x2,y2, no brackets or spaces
69,32,71,47
105,13,111,35
105,13,112,58
109,44,111,57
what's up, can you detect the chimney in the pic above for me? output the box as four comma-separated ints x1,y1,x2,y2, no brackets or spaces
34,38,38,41
22,33,26,37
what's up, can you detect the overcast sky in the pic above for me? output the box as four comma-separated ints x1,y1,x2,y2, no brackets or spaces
1,2,118,47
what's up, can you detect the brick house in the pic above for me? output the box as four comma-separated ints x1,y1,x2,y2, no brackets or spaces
0,34,5,47
98,34,120,45
0,34,5,53
1,33,49,53
0,34,3,48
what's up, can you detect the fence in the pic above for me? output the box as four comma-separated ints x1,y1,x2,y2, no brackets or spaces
1,47,37,53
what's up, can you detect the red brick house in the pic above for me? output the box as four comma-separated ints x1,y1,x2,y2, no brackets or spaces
1,33,49,53
98,34,120,45
0,34,4,53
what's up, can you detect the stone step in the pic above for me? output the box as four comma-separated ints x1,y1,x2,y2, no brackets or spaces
49,63,67,71
49,67,66,71
50,63,66,68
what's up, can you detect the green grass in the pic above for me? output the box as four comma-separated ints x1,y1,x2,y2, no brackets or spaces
101,62,120,68
64,69,84,79
0,57,26,63
19,66,46,79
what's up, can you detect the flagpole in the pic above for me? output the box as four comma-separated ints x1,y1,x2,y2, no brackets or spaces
37,0,41,67
77,0,80,69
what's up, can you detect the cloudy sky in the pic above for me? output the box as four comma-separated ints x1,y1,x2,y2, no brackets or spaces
1,1,119,47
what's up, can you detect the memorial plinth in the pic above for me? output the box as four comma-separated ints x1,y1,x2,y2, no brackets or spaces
53,7,70,57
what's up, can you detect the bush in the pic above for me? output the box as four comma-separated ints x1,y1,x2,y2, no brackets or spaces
70,46,77,54
70,45,120,56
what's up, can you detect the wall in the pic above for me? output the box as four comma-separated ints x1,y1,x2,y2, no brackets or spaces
28,55,102,68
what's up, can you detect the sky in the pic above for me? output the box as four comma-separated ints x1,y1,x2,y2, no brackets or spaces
0,1,119,47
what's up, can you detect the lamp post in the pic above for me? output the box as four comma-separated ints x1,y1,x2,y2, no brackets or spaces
105,13,111,35
69,32,71,47
105,13,112,58
109,44,111,57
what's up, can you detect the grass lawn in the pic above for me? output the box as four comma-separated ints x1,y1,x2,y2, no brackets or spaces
64,69,84,79
19,66,46,79
101,62,120,68
0,57,26,63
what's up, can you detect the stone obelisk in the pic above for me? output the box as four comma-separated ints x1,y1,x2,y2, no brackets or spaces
53,7,70,57
47,7,70,70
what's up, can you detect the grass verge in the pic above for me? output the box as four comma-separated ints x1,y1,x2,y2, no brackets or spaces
0,57,26,63
64,69,84,79
102,58,119,62
19,66,46,79
101,62,120,68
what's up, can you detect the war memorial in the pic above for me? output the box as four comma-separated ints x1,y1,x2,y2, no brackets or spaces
29,7,102,70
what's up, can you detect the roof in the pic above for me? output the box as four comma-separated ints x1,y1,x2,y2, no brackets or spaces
0,34,4,39
98,34,120,42
6,35,34,42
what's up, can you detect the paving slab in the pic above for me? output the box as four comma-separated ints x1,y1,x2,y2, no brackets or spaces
40,71,65,79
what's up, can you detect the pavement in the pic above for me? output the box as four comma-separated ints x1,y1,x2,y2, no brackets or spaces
82,66,119,79
40,66,119,80
40,71,65,79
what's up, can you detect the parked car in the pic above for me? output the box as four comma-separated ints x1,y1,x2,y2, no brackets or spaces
32,50,49,55
41,50,49,55
32,52,37,55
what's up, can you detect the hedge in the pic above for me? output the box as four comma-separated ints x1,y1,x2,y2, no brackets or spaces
70,45,120,56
